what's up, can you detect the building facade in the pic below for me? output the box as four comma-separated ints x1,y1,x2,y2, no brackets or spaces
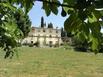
21,17,63,47
22,27,62,47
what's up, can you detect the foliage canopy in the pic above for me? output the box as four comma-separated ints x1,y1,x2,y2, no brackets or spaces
0,0,31,58
41,0,103,53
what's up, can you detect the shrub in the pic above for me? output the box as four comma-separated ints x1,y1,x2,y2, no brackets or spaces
34,41,40,47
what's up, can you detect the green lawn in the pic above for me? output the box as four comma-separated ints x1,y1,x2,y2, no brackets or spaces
0,47,103,77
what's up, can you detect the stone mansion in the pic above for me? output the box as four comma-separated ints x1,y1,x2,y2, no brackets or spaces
21,17,63,47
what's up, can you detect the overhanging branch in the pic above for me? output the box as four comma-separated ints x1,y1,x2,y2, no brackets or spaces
35,0,74,8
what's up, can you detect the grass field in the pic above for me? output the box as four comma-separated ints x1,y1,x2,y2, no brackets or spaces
0,47,103,77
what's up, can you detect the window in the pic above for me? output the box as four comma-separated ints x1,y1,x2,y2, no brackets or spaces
56,30,58,33
31,41,33,44
43,29,45,32
49,35,52,38
56,35,58,38
49,41,53,47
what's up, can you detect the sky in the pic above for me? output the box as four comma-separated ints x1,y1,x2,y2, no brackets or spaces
28,0,68,28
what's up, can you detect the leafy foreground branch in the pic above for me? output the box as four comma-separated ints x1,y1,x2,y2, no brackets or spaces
0,1,31,58
40,0,103,54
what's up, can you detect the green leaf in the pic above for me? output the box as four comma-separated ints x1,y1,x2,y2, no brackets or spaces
88,12,97,23
0,2,16,11
61,7,67,17
24,0,34,14
91,36,99,52
100,10,103,16
82,23,90,36
62,3,74,15
42,2,51,16
63,0,76,6
77,32,86,42
64,13,82,33
50,4,58,15
94,10,102,20
42,0,59,16
89,22,101,37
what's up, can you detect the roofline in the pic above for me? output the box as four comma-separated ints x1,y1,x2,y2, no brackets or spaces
31,26,61,30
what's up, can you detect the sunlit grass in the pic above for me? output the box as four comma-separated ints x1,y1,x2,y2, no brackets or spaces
0,47,103,77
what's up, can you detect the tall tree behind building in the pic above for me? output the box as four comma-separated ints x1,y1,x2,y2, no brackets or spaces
48,23,53,28
41,16,44,28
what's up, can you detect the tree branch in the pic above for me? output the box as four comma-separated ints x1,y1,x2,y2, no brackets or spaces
35,0,74,8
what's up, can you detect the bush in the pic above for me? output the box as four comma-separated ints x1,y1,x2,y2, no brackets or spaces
29,43,34,47
34,41,40,47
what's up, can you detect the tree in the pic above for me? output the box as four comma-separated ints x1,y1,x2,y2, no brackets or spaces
14,9,31,38
1,0,103,55
61,27,66,42
72,35,89,52
48,23,53,28
63,0,103,54
0,0,31,58
41,0,103,53
61,27,66,37
41,16,44,28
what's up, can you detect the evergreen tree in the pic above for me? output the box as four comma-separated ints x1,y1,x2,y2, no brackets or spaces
48,23,53,28
61,27,66,37
41,16,44,28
